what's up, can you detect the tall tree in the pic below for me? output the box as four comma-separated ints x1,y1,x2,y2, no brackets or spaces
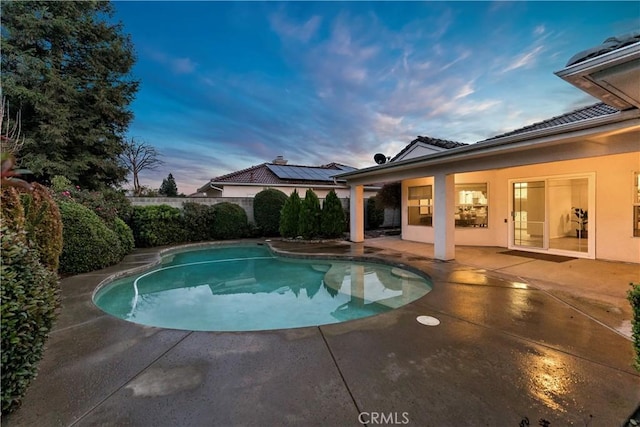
119,138,163,196
159,173,178,197
1,1,139,189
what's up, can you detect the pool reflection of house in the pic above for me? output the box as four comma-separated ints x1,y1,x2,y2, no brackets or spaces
339,33,640,263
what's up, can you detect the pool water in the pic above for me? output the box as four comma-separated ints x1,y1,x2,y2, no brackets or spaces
93,244,432,331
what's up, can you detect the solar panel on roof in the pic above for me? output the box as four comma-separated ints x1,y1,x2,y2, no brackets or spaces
266,164,345,182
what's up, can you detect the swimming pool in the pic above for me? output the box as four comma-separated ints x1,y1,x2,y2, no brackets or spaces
93,244,432,331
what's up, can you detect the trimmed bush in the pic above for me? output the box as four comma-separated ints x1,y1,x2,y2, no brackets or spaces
110,217,135,256
0,187,25,237
182,202,217,242
130,205,187,248
58,200,123,274
321,190,345,238
280,190,302,238
366,196,384,230
299,189,321,239
254,188,288,236
212,202,248,239
629,282,640,371
1,226,60,414
19,183,64,271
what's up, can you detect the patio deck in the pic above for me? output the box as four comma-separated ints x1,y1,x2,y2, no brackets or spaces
3,237,639,426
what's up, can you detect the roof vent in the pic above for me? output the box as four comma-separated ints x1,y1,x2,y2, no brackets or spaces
272,155,288,165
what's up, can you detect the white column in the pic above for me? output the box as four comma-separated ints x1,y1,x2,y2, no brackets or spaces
434,173,455,260
349,185,364,243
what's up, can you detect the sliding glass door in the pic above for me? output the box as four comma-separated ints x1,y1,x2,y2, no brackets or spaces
512,181,546,249
510,175,593,257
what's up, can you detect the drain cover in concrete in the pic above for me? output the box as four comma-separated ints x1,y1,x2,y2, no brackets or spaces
416,315,440,326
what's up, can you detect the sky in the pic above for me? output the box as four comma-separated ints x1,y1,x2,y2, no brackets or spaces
111,1,639,195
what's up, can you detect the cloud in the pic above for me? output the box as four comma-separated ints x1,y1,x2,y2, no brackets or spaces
503,45,544,72
145,48,197,75
269,11,322,43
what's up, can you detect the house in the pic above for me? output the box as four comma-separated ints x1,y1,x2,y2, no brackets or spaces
196,156,380,199
338,32,640,264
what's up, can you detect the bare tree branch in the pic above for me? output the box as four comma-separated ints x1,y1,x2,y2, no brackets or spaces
119,138,163,196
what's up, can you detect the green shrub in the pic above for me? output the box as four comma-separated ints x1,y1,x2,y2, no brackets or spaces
299,189,321,239
182,202,216,241
212,202,248,239
50,175,73,192
52,184,132,225
130,205,187,248
321,190,345,238
254,188,288,236
1,226,60,414
58,201,123,274
110,217,135,256
628,282,640,371
19,183,64,271
0,187,25,237
280,190,301,238
366,196,384,230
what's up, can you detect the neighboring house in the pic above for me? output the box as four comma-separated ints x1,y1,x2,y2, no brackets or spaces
338,32,640,264
196,156,380,199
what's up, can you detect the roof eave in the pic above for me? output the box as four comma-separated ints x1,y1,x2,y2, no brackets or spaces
555,42,640,110
336,109,640,181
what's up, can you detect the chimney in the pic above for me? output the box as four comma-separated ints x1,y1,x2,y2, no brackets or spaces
273,155,288,165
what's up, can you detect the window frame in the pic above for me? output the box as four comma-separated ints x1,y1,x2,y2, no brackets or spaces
634,172,640,237
455,183,489,228
407,185,433,226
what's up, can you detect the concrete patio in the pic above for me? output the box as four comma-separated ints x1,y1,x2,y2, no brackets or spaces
3,237,639,426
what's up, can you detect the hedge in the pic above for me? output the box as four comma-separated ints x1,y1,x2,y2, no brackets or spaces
1,226,60,414
19,183,64,271
182,202,217,242
130,205,187,248
58,201,123,274
254,188,288,236
212,202,248,239
110,217,135,256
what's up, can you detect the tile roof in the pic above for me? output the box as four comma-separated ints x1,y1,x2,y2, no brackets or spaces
206,162,356,187
566,31,640,66
483,102,619,141
390,136,467,162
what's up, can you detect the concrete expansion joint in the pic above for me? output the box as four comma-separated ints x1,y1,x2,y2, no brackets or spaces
69,331,194,427
317,326,363,420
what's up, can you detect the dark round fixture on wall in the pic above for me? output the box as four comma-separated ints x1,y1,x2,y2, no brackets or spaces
374,153,388,164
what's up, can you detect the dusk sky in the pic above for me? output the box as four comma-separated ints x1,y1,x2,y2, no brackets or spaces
112,1,639,195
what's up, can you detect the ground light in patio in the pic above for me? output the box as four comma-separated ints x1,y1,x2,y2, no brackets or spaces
93,243,433,331
416,315,441,326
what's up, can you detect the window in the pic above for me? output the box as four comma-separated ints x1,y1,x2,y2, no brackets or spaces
408,185,432,226
634,172,640,237
455,183,488,228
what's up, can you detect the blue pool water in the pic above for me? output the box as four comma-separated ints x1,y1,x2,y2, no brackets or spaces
93,244,432,331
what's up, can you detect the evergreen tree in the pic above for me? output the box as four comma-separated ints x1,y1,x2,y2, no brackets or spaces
279,190,301,238
159,173,178,197
321,190,345,238
1,1,139,189
299,189,321,239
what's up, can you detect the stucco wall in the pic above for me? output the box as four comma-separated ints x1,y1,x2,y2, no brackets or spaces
398,152,640,263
